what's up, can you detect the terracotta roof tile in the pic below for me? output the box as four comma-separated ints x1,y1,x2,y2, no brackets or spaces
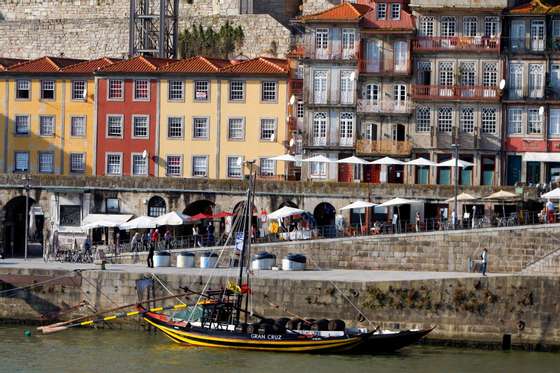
219,57,288,75
159,56,231,73
0,57,28,71
509,0,560,14
300,2,372,22
7,56,85,73
361,5,415,31
61,57,120,74
98,56,175,73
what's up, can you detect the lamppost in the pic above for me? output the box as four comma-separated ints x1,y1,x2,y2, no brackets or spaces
451,144,459,229
22,173,31,260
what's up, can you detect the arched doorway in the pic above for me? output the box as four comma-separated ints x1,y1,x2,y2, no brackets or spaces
278,200,298,209
2,196,36,258
147,196,166,217
183,200,215,217
314,202,336,238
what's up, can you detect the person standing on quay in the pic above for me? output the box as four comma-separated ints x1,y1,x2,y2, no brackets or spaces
415,212,421,232
481,248,488,276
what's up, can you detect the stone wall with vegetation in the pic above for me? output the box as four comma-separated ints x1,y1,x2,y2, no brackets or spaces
1,267,559,349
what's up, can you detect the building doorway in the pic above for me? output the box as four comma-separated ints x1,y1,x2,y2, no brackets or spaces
1,196,37,258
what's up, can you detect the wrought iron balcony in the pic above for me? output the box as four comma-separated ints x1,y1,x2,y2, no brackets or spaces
413,36,500,52
356,139,412,156
357,100,413,114
412,85,500,101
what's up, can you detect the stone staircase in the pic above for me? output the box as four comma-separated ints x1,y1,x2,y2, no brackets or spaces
521,232,560,275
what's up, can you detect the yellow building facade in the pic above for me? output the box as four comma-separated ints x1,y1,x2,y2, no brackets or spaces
158,57,289,179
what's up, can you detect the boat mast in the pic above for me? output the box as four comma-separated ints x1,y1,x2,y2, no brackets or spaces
236,160,255,325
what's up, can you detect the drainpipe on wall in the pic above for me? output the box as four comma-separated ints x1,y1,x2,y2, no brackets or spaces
216,79,222,179
155,79,161,177
3,79,9,173
92,77,99,176
60,79,66,174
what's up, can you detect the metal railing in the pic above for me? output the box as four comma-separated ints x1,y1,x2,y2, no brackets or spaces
355,139,412,156
357,99,413,114
413,36,500,52
412,84,500,101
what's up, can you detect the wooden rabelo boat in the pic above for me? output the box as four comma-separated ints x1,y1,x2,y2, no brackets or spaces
142,161,434,354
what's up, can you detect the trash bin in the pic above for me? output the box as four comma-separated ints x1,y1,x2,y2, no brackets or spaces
282,253,306,271
200,252,219,269
154,251,171,267
177,252,195,268
251,252,276,270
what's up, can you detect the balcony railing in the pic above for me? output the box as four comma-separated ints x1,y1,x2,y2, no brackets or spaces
303,46,359,60
359,59,411,75
413,36,500,52
357,100,413,114
356,139,412,156
412,85,500,101
509,39,545,53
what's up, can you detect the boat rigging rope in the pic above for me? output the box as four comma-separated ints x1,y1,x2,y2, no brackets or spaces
0,274,78,296
307,257,373,326
151,273,186,306
75,270,120,308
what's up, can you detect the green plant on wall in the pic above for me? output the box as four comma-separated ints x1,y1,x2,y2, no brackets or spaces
179,22,244,59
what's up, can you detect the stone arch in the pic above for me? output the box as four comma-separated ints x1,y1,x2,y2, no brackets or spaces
313,202,336,227
147,196,166,217
2,195,37,257
278,200,298,209
183,199,215,217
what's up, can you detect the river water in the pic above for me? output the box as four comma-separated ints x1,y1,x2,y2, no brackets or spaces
0,326,558,373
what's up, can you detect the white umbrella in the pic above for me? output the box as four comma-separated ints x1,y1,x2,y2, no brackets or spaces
370,156,404,165
301,155,332,163
445,192,478,203
81,220,122,230
405,157,436,166
483,190,517,200
339,200,376,210
154,212,191,226
267,206,305,220
541,188,560,199
268,154,297,162
336,156,368,164
119,216,157,230
437,158,474,168
378,197,422,207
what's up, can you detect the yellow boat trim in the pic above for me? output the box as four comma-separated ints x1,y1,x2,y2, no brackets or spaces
149,307,164,312
144,318,361,352
126,311,140,317
173,304,187,310
80,320,94,326
103,316,117,321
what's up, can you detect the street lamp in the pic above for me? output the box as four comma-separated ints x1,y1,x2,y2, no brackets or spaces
22,174,31,260
451,144,459,229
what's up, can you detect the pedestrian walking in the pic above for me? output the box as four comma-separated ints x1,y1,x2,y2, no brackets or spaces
472,206,477,229
142,231,150,251
392,212,399,233
480,248,488,276
131,232,140,252
451,209,457,229
193,225,202,247
415,212,421,232
151,228,160,250
164,229,173,250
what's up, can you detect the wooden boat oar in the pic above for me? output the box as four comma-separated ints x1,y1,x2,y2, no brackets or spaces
38,293,189,333
41,302,189,334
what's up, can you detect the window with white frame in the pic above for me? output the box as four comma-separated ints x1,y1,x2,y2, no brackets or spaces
363,122,377,140
437,107,453,132
16,80,31,99
485,17,499,37
227,156,243,178
553,20,560,47
529,64,544,98
394,41,408,72
339,112,354,146
194,80,209,101
261,81,277,102
192,156,208,177
15,115,30,135
391,3,400,20
132,154,148,175
550,109,560,136
133,116,149,138
511,20,526,49
460,107,475,133
260,159,275,177
312,112,327,145
507,107,523,135
70,153,85,173
310,154,327,178
297,101,304,118
460,62,476,86
509,63,523,99
260,118,276,141
167,117,183,138
14,152,29,172
551,64,560,95
71,80,87,100
342,29,356,58
70,116,86,137
193,117,209,139
107,115,123,137
481,107,497,134
228,118,244,140
438,62,454,87
393,84,407,106
416,107,431,132
313,70,328,104
39,115,55,136
315,28,329,50
420,17,434,37
229,80,245,101
531,20,545,51
377,3,386,20
134,80,150,100
108,79,123,99
38,152,54,173
295,64,304,79
106,154,122,175
482,63,498,97
365,83,379,102
41,80,55,100
463,17,478,37
168,80,184,100
166,155,182,176
528,108,543,134
441,17,456,37
340,71,354,104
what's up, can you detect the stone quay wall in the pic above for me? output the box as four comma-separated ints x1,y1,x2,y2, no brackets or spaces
1,266,559,349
